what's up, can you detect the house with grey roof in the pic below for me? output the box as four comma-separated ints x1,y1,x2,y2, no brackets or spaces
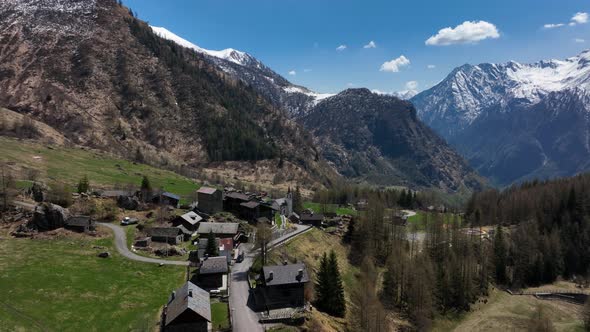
197,256,229,290
196,222,240,239
197,187,222,214
255,263,309,310
146,227,183,245
65,216,95,233
164,281,211,332
172,211,203,233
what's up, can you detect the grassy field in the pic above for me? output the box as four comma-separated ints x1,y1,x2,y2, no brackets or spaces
432,287,585,332
303,202,356,216
210,301,230,330
0,228,187,332
0,137,199,201
406,211,462,230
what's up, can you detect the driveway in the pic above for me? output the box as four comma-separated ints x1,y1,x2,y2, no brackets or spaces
98,222,189,266
229,224,312,332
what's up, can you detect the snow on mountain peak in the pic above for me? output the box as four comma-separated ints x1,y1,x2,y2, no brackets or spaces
150,26,253,66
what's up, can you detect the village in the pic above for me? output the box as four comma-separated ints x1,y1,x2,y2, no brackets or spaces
4,176,356,332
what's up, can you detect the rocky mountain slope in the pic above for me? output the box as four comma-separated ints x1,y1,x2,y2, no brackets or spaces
0,0,335,187
302,89,484,191
152,27,483,191
412,51,590,186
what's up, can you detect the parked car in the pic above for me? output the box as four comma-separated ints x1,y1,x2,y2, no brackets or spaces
120,217,138,226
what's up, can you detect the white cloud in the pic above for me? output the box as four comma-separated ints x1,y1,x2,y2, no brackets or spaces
543,23,565,29
363,41,377,49
405,81,418,90
336,44,347,51
575,38,586,43
571,12,589,25
427,64,436,69
347,82,355,87
380,55,410,73
303,68,312,73
288,70,296,76
425,20,500,46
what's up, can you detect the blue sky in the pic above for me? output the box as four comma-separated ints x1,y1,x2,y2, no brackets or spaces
123,0,590,94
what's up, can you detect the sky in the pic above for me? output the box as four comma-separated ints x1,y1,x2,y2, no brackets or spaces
123,0,590,95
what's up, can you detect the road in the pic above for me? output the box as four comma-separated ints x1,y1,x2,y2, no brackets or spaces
402,209,417,218
229,224,312,332
98,222,189,266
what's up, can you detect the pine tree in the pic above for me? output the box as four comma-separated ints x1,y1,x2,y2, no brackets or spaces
77,175,89,194
140,175,152,202
493,225,508,284
315,252,331,311
328,250,346,317
205,230,218,257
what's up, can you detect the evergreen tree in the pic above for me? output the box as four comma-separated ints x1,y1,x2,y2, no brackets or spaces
293,186,304,214
493,225,508,284
77,175,90,194
140,175,152,202
205,230,218,257
343,217,355,244
328,250,346,317
315,252,330,311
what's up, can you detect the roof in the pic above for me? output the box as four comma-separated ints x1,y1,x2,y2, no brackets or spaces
179,211,203,225
199,256,228,274
300,213,324,222
165,281,211,325
147,227,182,238
240,201,260,209
219,238,234,251
262,263,310,286
197,222,239,235
197,187,218,195
176,225,193,236
66,216,93,227
225,191,250,201
162,192,180,200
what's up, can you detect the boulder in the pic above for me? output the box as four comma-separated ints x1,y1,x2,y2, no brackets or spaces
28,203,70,231
117,195,139,210
98,252,110,258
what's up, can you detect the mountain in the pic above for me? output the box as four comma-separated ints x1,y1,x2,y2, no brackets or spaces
0,0,335,188
151,26,483,191
150,26,334,119
412,51,590,186
302,88,484,191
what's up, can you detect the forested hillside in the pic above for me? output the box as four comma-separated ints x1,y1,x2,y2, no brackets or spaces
466,174,590,287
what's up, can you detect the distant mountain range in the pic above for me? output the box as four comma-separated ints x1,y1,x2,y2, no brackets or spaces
412,51,590,186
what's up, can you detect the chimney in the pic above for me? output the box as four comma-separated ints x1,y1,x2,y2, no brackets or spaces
283,260,288,265
297,269,303,280
188,290,193,297
268,271,274,280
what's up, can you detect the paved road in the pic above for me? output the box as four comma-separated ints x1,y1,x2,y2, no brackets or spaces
229,224,312,332
402,209,417,218
99,222,189,266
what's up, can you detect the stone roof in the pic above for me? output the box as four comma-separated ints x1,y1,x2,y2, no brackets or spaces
300,213,324,222
147,227,182,238
179,211,202,225
165,281,211,325
240,201,260,209
100,190,132,198
197,187,218,195
162,192,180,200
199,256,228,274
225,191,250,201
262,263,310,286
176,225,193,236
197,222,239,235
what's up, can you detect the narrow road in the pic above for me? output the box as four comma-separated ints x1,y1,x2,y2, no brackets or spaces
229,224,312,332
98,223,189,266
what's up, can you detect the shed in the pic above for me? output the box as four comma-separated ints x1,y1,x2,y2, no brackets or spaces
64,216,95,233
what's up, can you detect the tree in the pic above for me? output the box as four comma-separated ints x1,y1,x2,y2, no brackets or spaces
31,182,44,202
140,175,152,202
77,175,90,194
47,182,72,207
256,222,272,265
293,185,303,214
328,250,346,317
205,230,219,257
0,165,16,211
493,225,508,284
314,252,330,311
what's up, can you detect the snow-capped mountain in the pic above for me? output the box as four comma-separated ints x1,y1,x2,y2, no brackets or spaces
412,50,590,186
151,26,333,117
